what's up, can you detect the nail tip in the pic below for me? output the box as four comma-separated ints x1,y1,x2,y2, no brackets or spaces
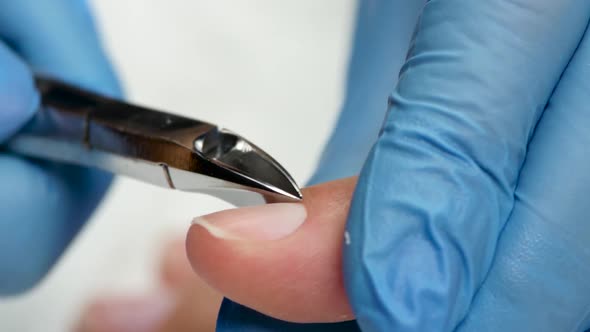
192,217,238,240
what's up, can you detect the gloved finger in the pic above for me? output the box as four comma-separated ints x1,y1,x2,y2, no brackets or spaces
186,178,356,323
0,0,121,294
0,0,120,96
0,43,37,141
345,1,590,331
308,0,424,184
456,23,590,332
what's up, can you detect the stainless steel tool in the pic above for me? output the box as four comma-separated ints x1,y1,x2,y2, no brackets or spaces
4,76,302,207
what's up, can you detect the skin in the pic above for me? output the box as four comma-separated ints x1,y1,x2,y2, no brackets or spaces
77,240,222,332
186,177,357,323
79,178,358,330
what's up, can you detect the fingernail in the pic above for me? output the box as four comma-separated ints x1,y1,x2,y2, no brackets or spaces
77,291,176,332
192,203,307,241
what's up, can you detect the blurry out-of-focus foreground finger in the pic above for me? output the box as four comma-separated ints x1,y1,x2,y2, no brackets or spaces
76,238,221,332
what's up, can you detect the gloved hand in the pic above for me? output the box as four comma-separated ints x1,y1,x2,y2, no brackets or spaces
0,1,121,294
342,0,590,330
181,0,590,332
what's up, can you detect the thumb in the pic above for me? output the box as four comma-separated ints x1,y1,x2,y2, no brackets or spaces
186,177,356,323
0,42,37,143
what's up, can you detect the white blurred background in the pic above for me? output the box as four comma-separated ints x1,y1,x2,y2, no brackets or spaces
0,1,356,331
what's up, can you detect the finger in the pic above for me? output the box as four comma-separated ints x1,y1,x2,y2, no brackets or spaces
0,43,37,142
186,178,356,323
309,0,424,184
0,0,120,96
345,1,590,331
0,0,121,294
75,292,177,332
77,240,221,332
456,24,590,332
157,238,225,330
157,237,223,332
155,281,221,332
159,238,196,288
0,41,40,293
76,284,221,332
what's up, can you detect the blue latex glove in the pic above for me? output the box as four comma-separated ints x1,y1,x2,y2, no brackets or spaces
455,17,590,332
0,1,121,294
217,0,590,331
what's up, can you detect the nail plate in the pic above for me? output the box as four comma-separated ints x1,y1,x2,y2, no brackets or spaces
192,203,307,241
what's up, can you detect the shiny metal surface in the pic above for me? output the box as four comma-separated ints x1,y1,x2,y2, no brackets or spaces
5,77,302,206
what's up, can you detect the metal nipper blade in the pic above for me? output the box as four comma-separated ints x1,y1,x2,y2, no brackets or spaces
4,77,302,206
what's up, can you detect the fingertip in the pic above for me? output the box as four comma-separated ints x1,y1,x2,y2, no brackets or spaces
184,178,357,323
159,237,194,288
185,223,227,278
